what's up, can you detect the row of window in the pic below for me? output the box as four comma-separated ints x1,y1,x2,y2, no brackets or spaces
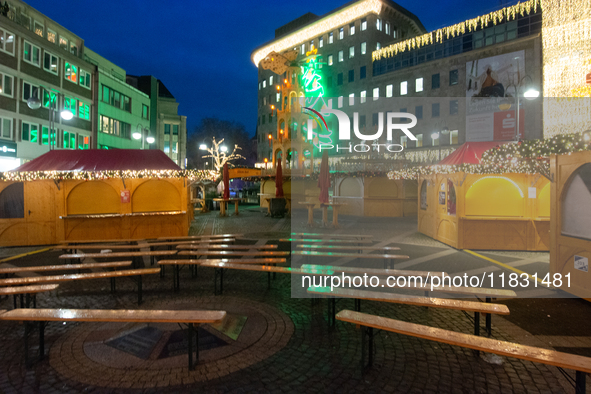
164,123,179,135
100,115,131,139
326,42,373,66
20,15,80,56
17,120,90,149
101,85,131,112
20,80,91,120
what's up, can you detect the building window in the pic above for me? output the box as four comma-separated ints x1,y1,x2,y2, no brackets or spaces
78,134,90,150
338,50,344,62
348,69,354,83
432,103,440,117
34,21,43,37
449,69,459,85
339,27,344,40
276,93,280,103
22,81,39,102
400,135,407,148
0,73,13,97
64,97,77,118
173,125,179,135
79,69,91,89
164,124,171,134
360,90,366,104
78,101,90,120
349,93,354,106
64,62,78,83
450,130,459,144
22,122,39,143
432,73,440,89
301,43,305,54
164,141,170,153
47,29,56,44
349,46,354,58
361,42,366,55
372,113,379,126
269,76,273,85
43,52,58,75
328,55,333,65
23,41,40,66
59,37,68,51
329,32,333,44
258,82,261,90
400,81,407,95
0,117,12,139
385,22,390,35
70,42,77,56
416,77,423,92
416,134,423,148
432,134,439,146
450,100,459,115
392,29,397,38
415,106,423,119
338,96,343,108
386,84,393,98
262,80,266,88
360,66,366,79
63,130,76,149
373,87,379,100
319,36,324,47
0,29,15,55
376,18,382,31
337,73,343,85
361,18,367,31
100,115,130,138
41,126,56,146
350,23,355,36
123,96,131,112
376,42,381,50
42,88,57,109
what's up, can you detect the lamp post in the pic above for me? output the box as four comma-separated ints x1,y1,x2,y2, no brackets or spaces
133,124,152,149
27,87,72,150
502,75,539,141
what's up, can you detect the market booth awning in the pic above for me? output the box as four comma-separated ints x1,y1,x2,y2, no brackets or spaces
438,141,508,165
13,149,181,172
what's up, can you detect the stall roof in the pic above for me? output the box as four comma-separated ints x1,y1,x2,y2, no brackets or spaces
438,141,510,165
13,150,182,172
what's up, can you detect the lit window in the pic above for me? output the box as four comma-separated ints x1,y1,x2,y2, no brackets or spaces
47,29,56,44
349,93,354,106
63,131,76,149
349,46,354,58
34,21,44,37
263,80,266,88
376,42,381,50
350,23,355,35
79,69,91,89
400,81,408,95
319,36,323,48
173,125,179,135
64,62,78,83
329,32,333,44
59,37,68,51
78,101,90,120
258,82,261,90
301,43,305,54
0,29,15,55
78,134,90,150
21,122,39,143
400,136,407,148
310,40,314,50
416,77,423,92
360,91,366,104
276,93,280,103
1,117,12,139
0,73,13,97
328,55,333,65
373,87,379,100
22,81,39,102
376,18,382,31
42,88,57,109
385,22,390,35
69,42,77,56
361,42,366,55
416,134,423,148
392,29,397,38
43,52,58,75
431,134,439,146
142,104,149,119
361,18,367,31
338,96,343,108
338,50,343,62
269,76,273,85
64,97,77,118
23,41,40,66
339,27,344,40
450,130,459,144
386,84,393,98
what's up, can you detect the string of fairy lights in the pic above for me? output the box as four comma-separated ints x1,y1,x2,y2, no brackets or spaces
0,169,219,183
387,132,591,180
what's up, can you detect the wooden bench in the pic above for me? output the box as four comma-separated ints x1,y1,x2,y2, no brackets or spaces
0,308,226,370
291,233,373,240
176,244,278,250
293,250,410,269
59,250,177,267
0,268,160,305
54,244,145,251
178,250,289,258
298,245,401,253
0,261,132,277
146,238,236,250
59,238,144,245
157,234,243,241
279,238,373,245
307,286,509,331
0,284,59,309
336,310,591,393
159,258,288,291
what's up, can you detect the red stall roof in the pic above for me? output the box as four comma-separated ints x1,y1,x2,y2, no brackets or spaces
438,141,510,165
13,149,182,172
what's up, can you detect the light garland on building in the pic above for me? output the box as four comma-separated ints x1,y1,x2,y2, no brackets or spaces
372,0,540,61
252,0,382,66
0,169,219,183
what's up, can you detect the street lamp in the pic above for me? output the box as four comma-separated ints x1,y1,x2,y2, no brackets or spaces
134,124,151,149
27,88,72,150
501,74,539,141
220,145,228,153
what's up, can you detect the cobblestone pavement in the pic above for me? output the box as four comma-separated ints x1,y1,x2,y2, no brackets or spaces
0,205,588,393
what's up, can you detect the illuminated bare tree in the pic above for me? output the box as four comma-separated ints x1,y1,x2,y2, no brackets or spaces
201,137,245,172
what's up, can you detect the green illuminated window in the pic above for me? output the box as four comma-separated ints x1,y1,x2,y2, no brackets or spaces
63,131,76,149
64,97,77,117
78,101,90,120
64,62,77,83
42,89,57,109
79,70,91,89
41,126,56,146
164,124,171,134
23,41,40,66
22,122,38,142
142,104,149,119
173,125,178,135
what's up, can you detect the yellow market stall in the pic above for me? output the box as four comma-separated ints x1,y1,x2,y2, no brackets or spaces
0,150,195,246
550,150,591,300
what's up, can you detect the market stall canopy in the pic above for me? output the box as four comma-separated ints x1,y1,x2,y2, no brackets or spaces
12,150,181,172
438,141,509,165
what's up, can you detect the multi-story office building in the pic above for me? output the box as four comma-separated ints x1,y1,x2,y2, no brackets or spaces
0,0,95,170
83,49,152,150
126,75,187,168
252,0,543,165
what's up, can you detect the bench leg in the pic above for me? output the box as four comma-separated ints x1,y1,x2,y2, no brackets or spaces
188,323,194,370
111,277,116,293
13,294,16,309
33,295,36,309
355,299,361,312
268,271,271,290
474,312,481,357
39,321,45,361
361,326,374,369
327,298,336,327
576,371,586,394
485,297,492,337
137,275,143,305
160,265,165,279
174,266,180,292
220,268,224,295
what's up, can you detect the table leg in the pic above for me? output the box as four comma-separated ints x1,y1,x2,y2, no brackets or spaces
322,206,328,227
307,206,314,226
332,207,339,228
39,321,45,361
137,275,143,305
188,323,194,370
220,202,226,217
234,201,239,215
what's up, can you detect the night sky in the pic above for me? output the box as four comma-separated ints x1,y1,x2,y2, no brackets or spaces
24,0,517,136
